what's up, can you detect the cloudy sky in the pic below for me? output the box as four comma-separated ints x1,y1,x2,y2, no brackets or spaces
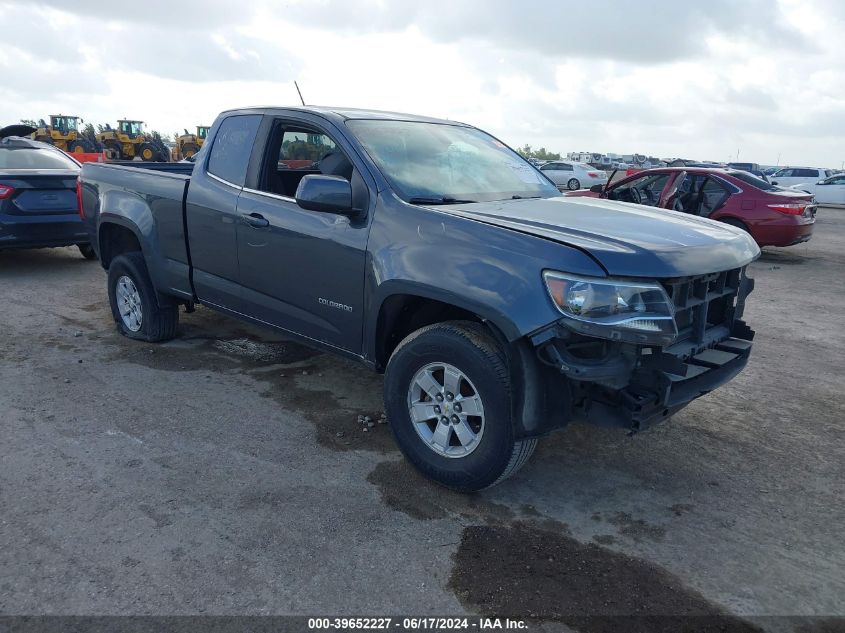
1,0,843,167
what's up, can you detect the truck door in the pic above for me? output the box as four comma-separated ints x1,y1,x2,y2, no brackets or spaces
185,114,262,311
234,115,371,353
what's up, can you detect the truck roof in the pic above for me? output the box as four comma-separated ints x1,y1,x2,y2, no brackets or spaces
218,105,468,127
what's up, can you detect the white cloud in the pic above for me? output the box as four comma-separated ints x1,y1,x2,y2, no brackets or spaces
0,0,843,167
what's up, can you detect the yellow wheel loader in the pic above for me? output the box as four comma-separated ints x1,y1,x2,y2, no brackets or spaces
32,115,99,154
172,125,210,160
97,120,169,162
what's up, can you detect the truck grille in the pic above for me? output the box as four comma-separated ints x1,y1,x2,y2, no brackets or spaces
661,267,743,350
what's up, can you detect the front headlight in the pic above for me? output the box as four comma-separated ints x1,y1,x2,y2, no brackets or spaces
543,271,677,345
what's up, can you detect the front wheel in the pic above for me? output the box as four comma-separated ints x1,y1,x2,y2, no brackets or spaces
384,321,536,492
138,143,156,161
107,252,178,342
567,178,581,190
182,143,200,158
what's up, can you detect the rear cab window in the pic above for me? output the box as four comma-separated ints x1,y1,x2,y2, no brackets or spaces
206,115,262,186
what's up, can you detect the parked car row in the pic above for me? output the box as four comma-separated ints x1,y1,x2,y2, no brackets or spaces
566,166,816,248
786,173,845,205
768,167,837,188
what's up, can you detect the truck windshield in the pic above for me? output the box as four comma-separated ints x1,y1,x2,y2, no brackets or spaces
347,120,559,203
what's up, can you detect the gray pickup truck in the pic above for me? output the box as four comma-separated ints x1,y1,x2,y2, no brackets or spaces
80,106,759,491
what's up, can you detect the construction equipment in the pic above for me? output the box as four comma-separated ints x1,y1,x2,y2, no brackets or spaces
31,115,100,154
172,125,210,161
97,119,169,162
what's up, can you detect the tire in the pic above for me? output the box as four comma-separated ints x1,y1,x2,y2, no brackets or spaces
77,243,97,260
67,140,85,154
138,143,156,161
384,321,537,492
107,252,178,342
567,178,581,191
104,141,122,160
182,143,200,158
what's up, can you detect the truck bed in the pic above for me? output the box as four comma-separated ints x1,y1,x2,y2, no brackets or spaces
80,161,193,300
105,161,195,175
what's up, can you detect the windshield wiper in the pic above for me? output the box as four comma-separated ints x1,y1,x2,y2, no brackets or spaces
510,195,542,200
408,196,477,205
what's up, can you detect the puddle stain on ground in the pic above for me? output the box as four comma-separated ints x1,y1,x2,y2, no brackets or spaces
370,461,761,630
448,522,763,633
589,510,665,543
606,511,666,543
112,307,394,454
366,460,526,524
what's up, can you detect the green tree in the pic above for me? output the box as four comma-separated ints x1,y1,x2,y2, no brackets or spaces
80,123,100,149
517,144,561,161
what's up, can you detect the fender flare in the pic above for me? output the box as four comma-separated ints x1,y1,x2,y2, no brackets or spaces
367,279,525,358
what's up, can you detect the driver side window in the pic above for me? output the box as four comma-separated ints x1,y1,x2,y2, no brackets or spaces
258,122,353,199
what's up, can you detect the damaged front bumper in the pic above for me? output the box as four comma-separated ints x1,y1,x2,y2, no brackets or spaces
520,267,755,434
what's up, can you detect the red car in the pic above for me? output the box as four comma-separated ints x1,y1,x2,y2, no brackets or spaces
567,167,815,247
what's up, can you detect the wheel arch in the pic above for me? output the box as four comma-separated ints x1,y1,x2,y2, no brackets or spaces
98,218,144,269
370,288,520,371
371,289,575,440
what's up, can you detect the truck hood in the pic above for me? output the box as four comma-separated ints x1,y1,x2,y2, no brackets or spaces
440,196,760,278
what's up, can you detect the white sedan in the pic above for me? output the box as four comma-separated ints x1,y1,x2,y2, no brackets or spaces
789,173,845,206
538,161,608,190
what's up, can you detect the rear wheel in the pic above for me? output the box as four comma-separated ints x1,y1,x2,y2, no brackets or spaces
567,178,581,190
107,252,178,342
77,243,97,260
103,141,122,160
67,140,86,154
384,321,536,492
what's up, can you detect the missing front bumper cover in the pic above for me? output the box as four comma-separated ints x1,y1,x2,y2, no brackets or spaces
534,319,755,432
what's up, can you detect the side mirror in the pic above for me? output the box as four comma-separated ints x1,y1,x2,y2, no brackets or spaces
817,180,825,185
771,181,778,185
589,184,604,193
295,174,354,214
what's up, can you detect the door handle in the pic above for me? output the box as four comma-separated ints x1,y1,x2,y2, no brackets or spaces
241,212,269,228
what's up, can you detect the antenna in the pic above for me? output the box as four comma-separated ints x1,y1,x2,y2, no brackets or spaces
294,81,306,106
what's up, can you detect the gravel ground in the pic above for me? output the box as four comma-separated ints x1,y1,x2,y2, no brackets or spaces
1,209,843,630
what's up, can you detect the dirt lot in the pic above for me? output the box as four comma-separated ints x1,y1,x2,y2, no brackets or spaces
1,209,844,631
